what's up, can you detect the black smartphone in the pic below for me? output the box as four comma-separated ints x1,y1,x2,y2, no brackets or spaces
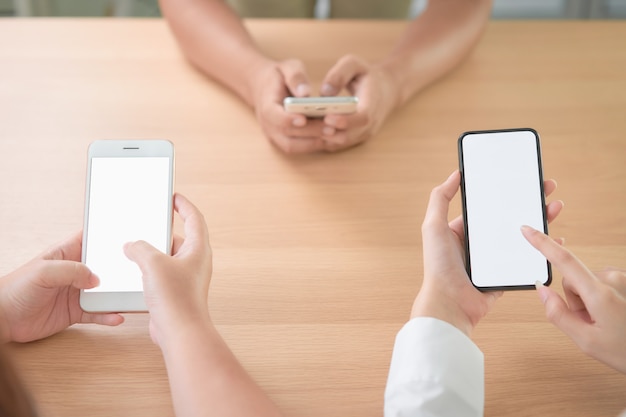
458,128,551,291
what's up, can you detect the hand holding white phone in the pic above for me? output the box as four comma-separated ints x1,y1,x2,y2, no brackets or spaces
80,139,175,313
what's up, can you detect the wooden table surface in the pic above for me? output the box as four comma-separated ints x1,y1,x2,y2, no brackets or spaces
0,18,625,417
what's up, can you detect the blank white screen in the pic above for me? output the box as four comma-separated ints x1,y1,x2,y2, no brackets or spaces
462,130,548,288
84,157,170,292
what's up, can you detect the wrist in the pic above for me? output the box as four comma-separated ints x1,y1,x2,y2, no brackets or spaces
410,292,474,337
242,56,277,107
373,62,404,115
157,314,215,353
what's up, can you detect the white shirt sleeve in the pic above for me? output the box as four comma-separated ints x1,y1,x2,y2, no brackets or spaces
384,317,484,417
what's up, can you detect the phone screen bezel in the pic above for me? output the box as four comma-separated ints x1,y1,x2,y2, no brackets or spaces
458,128,552,291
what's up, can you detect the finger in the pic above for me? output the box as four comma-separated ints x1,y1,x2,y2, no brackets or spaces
272,135,326,154
324,111,367,132
322,134,350,152
522,226,598,296
543,179,557,197
265,102,326,137
38,260,99,290
123,240,162,272
321,55,368,96
80,312,125,326
278,59,311,97
322,135,362,153
446,180,559,227
536,282,590,342
283,119,326,138
41,231,84,262
560,274,589,314
546,200,564,224
257,71,308,131
172,234,184,255
321,128,368,152
173,194,211,253
323,114,350,130
290,114,307,128
448,214,465,238
321,110,370,149
423,171,461,229
447,185,560,240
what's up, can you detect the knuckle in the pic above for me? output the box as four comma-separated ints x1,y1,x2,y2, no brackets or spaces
278,139,296,154
421,219,434,234
72,261,87,277
605,270,626,285
197,211,208,228
544,301,564,325
333,119,348,130
44,246,64,261
592,285,618,308
36,260,53,277
430,184,444,200
280,59,305,75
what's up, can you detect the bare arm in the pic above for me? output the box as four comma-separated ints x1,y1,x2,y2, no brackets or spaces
160,319,283,417
319,0,493,151
159,0,328,154
380,0,493,106
159,0,271,106
125,195,283,417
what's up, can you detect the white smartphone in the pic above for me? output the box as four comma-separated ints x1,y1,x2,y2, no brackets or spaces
283,96,358,118
458,128,551,291
80,140,175,313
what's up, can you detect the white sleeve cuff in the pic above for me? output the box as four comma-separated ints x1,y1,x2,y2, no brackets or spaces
384,317,484,417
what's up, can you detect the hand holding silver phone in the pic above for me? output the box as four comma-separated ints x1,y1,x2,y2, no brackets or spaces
283,96,358,118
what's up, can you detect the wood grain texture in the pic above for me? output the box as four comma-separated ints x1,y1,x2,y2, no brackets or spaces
0,19,625,417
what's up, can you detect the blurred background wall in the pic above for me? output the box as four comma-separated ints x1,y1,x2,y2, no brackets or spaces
1,0,625,18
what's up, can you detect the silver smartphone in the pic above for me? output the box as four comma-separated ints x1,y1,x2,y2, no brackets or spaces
80,140,175,313
283,96,358,118
458,128,551,291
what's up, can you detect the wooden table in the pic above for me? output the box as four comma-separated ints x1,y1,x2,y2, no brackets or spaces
0,18,625,417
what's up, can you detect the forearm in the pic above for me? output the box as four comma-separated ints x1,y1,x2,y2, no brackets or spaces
160,319,283,417
379,0,492,106
159,0,274,105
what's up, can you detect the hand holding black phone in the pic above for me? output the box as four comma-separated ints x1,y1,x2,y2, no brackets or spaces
458,128,551,291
